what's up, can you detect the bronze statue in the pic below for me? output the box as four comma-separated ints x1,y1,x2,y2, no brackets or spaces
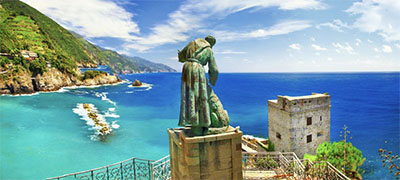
178,35,229,136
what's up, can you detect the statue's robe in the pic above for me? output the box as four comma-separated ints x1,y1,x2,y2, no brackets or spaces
178,38,218,128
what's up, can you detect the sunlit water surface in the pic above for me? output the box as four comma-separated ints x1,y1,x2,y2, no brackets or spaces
0,72,399,179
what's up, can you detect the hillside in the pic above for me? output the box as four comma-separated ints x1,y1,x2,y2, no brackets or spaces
0,0,174,94
126,56,176,73
72,32,176,73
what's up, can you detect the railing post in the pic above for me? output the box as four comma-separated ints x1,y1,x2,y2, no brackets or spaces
133,158,136,180
148,160,151,180
120,163,124,180
91,171,94,180
106,167,109,180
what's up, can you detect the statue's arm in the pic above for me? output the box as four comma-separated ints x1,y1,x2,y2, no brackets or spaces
208,50,218,86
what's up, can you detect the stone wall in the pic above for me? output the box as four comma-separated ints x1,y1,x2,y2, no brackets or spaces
268,93,330,158
168,127,243,180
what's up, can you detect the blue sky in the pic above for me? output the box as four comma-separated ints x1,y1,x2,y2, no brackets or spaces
21,0,400,72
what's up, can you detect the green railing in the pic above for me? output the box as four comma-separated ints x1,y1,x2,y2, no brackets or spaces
47,155,170,180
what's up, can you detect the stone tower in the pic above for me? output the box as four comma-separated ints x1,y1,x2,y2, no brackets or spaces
268,93,330,158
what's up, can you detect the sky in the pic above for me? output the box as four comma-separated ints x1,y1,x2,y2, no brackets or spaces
20,0,400,72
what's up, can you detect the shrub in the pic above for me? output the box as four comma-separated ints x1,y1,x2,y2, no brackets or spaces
254,156,278,169
316,141,365,172
29,59,46,75
82,70,107,80
0,56,11,67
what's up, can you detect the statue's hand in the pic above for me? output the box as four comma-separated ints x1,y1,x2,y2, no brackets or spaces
209,76,217,86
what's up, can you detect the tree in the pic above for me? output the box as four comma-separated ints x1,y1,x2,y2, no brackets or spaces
317,141,365,171
379,148,400,179
29,59,46,75
316,125,366,179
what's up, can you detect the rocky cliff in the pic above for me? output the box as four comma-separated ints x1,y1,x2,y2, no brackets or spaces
0,68,121,95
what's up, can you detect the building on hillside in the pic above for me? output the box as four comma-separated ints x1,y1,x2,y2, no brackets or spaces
268,93,330,158
20,50,38,61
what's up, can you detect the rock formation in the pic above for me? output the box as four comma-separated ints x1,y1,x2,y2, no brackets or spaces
0,68,121,95
132,79,142,87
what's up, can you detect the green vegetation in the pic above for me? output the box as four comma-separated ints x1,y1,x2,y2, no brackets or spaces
28,58,46,75
304,153,317,161
0,0,94,74
316,141,365,172
259,139,275,152
254,156,278,169
82,70,107,80
379,148,400,179
0,0,144,78
0,0,173,89
316,125,365,179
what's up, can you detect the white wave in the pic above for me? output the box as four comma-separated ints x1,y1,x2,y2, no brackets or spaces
95,92,116,106
104,111,120,118
108,108,116,112
64,80,129,90
128,83,153,91
111,121,120,129
0,80,131,97
127,83,152,88
72,103,121,141
125,91,134,94
1,92,40,97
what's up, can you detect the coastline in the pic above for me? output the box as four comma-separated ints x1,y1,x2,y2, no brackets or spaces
0,66,127,96
0,79,128,96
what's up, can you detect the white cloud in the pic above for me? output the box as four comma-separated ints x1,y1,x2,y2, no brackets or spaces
168,56,178,61
382,45,392,53
367,39,373,43
125,0,323,51
374,48,380,52
316,19,351,32
23,0,324,52
355,39,362,46
311,37,316,42
395,43,400,48
22,0,139,40
214,50,247,54
327,57,333,61
346,0,400,41
312,44,327,51
332,42,355,54
289,43,301,50
211,20,312,41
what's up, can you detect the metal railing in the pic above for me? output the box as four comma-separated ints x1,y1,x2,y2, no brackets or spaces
242,152,305,179
48,152,350,180
302,159,351,180
242,152,350,180
47,156,170,180
151,156,171,180
242,138,259,152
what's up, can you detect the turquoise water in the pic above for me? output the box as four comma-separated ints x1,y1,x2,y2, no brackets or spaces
0,72,399,179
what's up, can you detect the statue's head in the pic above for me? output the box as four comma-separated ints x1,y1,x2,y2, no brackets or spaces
205,35,216,48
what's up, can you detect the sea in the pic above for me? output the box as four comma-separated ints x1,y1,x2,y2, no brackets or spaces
0,71,399,179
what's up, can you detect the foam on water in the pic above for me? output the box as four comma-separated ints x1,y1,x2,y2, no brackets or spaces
111,121,120,129
128,83,153,91
72,103,120,141
95,92,117,106
0,92,40,97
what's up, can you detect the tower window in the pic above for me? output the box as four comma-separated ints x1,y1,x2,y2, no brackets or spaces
307,117,312,125
320,116,322,121
276,132,281,140
307,134,312,143
317,132,323,137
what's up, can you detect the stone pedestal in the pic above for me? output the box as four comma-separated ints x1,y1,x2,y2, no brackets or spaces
168,127,243,180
